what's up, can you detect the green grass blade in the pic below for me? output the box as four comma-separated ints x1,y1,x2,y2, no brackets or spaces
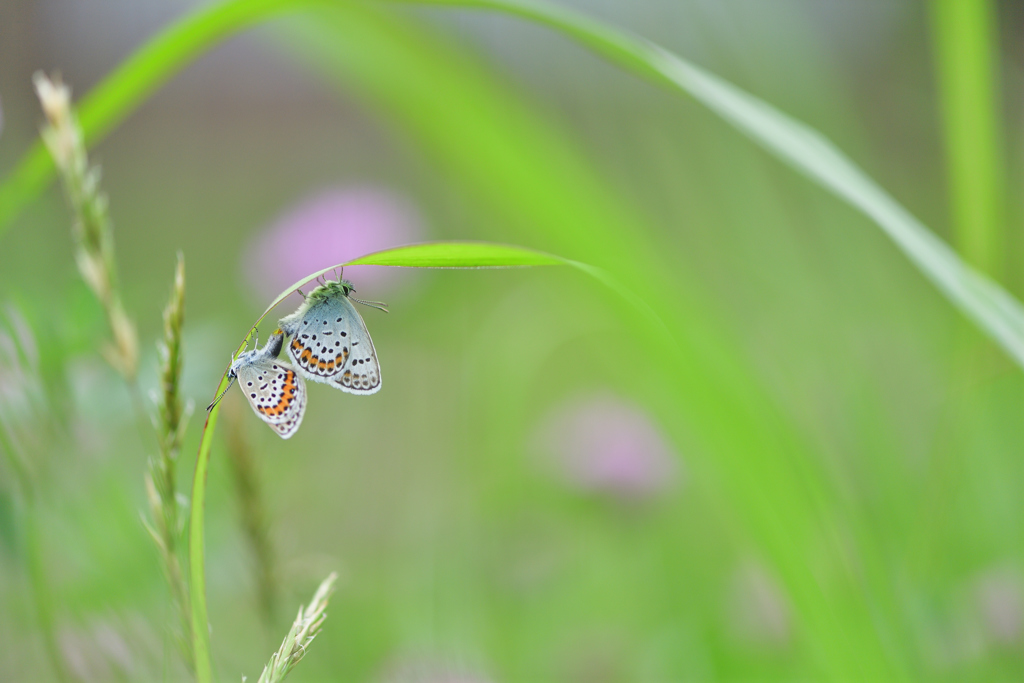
190,240,612,683
345,242,666,329
930,0,1005,276
0,0,313,231
345,241,566,268
399,0,1024,371
250,241,633,334
3,0,1023,372
188,401,220,683
287,6,903,676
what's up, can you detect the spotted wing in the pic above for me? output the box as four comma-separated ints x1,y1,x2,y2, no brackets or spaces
283,295,381,395
235,356,306,439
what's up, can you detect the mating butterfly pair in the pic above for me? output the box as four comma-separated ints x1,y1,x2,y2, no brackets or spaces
227,278,384,439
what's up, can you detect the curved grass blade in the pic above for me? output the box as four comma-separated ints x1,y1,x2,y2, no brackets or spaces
0,0,320,230
346,241,566,268
930,0,1005,276
3,0,1021,373
284,6,908,676
394,0,1024,371
190,241,620,683
250,241,573,338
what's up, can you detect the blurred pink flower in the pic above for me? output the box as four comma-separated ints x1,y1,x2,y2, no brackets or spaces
726,561,793,651
242,186,424,305
928,565,1024,668
972,567,1023,648
533,393,679,500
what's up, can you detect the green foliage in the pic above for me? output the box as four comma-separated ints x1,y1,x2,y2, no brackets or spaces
194,240,613,682
930,0,1005,276
3,0,1023,375
0,1,1019,681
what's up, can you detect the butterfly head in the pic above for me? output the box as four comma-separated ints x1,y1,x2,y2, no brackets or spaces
227,329,284,377
214,330,284,411
211,358,245,411
228,346,256,378
304,278,355,303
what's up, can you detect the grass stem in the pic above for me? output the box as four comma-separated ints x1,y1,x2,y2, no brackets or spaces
224,398,278,623
33,71,138,381
257,573,337,683
24,498,69,683
144,253,194,670
930,0,1005,277
190,375,232,683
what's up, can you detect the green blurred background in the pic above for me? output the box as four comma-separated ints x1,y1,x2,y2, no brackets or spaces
1,0,1023,680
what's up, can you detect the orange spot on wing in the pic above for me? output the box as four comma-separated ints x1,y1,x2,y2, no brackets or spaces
256,370,299,419
264,371,299,416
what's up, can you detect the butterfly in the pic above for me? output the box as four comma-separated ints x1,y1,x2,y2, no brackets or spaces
278,277,386,395
225,329,306,438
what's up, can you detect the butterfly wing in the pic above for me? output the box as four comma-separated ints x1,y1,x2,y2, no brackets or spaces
283,294,381,395
333,295,382,395
282,296,351,383
234,355,306,439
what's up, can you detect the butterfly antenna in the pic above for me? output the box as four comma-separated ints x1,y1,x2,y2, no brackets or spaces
350,296,389,313
207,374,237,411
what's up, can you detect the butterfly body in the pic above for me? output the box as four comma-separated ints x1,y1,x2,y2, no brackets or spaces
229,330,306,438
278,279,382,395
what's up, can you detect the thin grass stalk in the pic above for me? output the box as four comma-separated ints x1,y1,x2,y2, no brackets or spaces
224,396,278,623
33,72,138,383
144,253,194,670
31,70,161,679
35,71,196,668
930,0,1005,278
257,573,337,683
37,71,199,676
189,403,222,683
191,323,267,683
23,498,68,683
